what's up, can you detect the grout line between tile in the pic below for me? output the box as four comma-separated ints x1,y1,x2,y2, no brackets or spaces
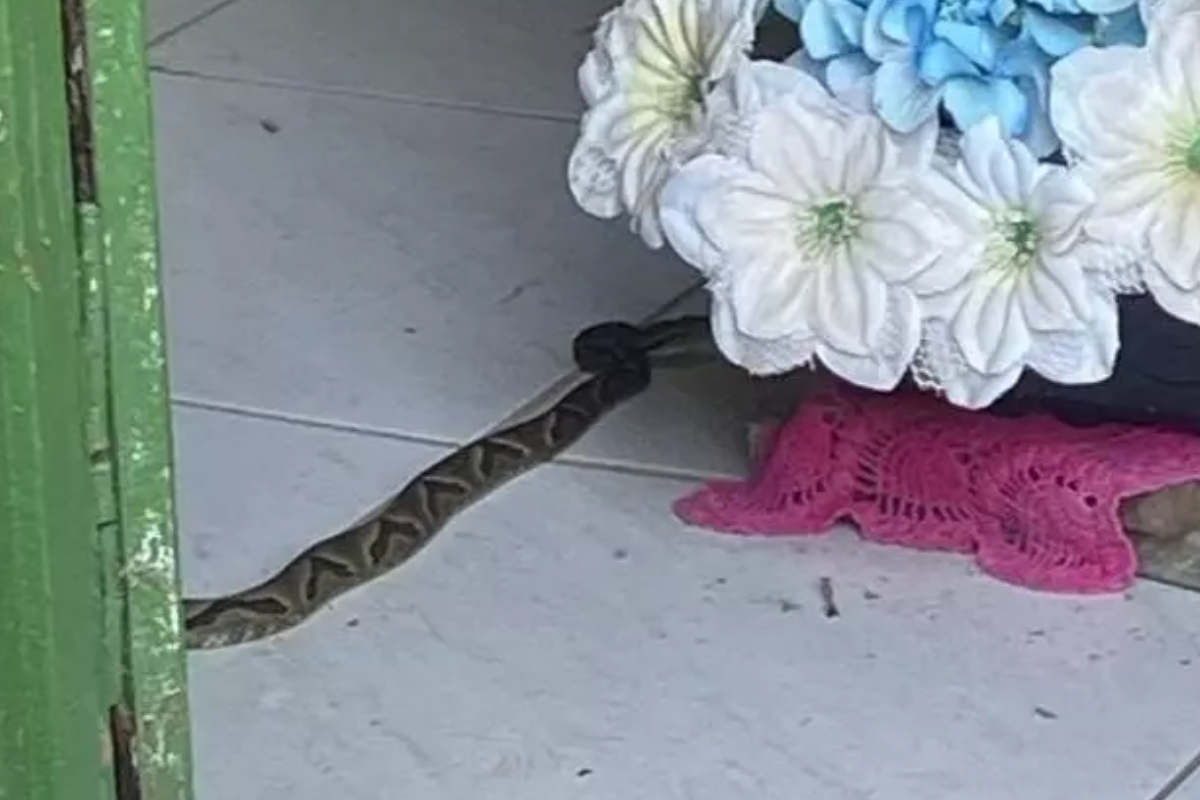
171,385,725,486
171,396,459,450
1147,749,1200,800
147,0,248,47
148,65,583,124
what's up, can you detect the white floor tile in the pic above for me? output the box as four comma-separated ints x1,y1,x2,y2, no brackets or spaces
569,356,754,477
155,74,693,441
148,0,233,42
149,0,613,115
178,405,1200,800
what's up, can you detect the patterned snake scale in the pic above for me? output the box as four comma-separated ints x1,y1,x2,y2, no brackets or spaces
182,318,710,650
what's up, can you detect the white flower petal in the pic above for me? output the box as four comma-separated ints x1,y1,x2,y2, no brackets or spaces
915,322,1022,409
857,186,959,287
567,137,622,219
1026,289,1120,385
720,176,802,253
1028,169,1095,255
1141,0,1200,30
659,155,744,276
1020,257,1093,330
1149,8,1200,115
749,95,843,199
882,117,940,179
579,10,620,105
838,115,889,196
953,272,1033,375
810,249,891,355
1050,45,1154,160
958,117,1038,205
1147,190,1200,292
709,289,819,374
1083,163,1168,250
815,291,921,391
729,246,815,340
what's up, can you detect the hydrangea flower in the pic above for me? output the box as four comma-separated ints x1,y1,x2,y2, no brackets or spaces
1049,0,1200,324
658,66,963,388
567,0,759,247
775,0,1145,157
916,117,1118,408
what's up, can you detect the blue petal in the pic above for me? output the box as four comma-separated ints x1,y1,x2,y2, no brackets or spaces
872,57,943,131
994,34,1052,83
773,0,807,22
981,0,1017,25
1011,75,1059,156
933,20,1005,68
803,0,855,58
1026,0,1084,12
917,39,981,83
829,0,868,47
827,51,876,89
943,76,1028,137
879,0,930,43
826,52,877,103
862,0,901,59
1075,0,1137,13
1022,7,1090,57
1095,6,1146,46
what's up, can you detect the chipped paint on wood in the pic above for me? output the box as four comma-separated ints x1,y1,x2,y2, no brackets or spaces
76,0,195,792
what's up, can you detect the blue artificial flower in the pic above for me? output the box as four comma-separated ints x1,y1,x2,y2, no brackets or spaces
773,0,1146,156
773,0,809,22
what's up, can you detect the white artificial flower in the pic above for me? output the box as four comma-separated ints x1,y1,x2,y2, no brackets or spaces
1050,3,1200,324
567,0,758,247
917,117,1119,409
659,70,960,389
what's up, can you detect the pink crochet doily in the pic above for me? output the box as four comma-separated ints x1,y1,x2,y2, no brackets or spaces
675,386,1200,593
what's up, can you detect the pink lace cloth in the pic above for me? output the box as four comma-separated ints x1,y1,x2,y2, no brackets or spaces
676,386,1200,593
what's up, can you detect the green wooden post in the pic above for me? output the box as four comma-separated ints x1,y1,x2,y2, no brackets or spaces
0,0,115,797
0,0,195,794
81,0,196,791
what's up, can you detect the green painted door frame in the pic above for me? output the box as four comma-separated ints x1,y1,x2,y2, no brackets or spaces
0,0,194,797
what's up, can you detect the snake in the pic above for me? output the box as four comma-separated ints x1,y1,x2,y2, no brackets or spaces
182,317,713,650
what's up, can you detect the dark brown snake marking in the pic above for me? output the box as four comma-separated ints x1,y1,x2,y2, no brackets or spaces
183,319,709,649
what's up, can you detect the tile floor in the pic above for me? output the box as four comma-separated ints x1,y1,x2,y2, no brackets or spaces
150,1,1200,798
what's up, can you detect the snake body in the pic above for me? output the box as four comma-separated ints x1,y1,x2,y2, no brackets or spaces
183,319,707,650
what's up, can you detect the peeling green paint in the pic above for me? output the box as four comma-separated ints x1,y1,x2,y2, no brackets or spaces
81,0,197,791
2,0,194,794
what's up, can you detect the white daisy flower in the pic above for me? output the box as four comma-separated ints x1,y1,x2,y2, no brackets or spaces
567,0,759,247
658,69,958,389
1049,1,1200,325
918,117,1119,409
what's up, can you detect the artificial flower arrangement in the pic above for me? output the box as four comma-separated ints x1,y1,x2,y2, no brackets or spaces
567,0,1200,411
